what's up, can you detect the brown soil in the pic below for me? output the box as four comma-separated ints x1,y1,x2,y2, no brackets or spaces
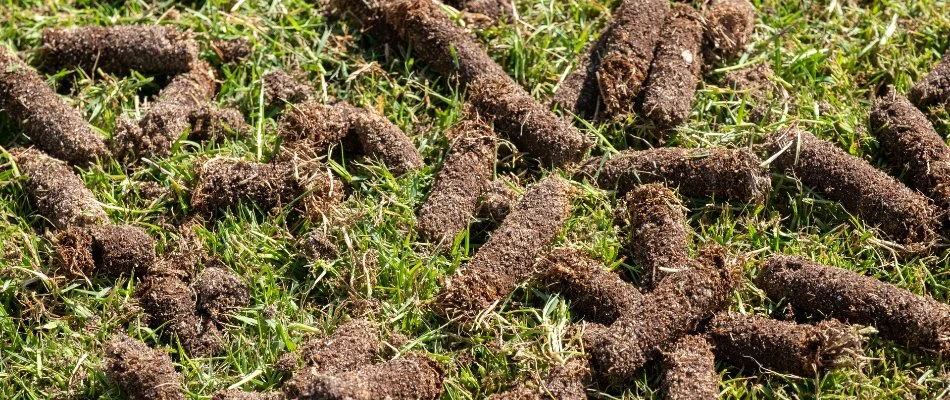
661,335,717,400
639,4,705,129
278,101,349,149
188,105,250,142
488,359,590,400
434,175,572,321
550,34,606,119
212,38,252,63
585,245,739,385
0,47,109,165
264,70,313,107
193,262,250,323
53,225,155,279
535,247,642,325
11,148,108,229
328,0,401,46
475,179,520,221
417,117,496,243
137,271,223,357
870,87,950,215
763,128,938,249
578,147,771,203
909,50,950,110
707,311,862,376
212,391,284,400
722,63,777,123
445,0,514,23
39,25,198,76
615,183,689,289
299,230,339,261
103,333,184,400
282,353,445,400
757,255,950,358
703,0,756,63
278,319,380,376
595,0,671,118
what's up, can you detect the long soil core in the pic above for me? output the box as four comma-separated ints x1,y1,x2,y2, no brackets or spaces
39,25,198,76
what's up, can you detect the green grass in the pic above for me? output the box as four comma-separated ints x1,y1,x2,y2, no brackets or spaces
1,0,950,398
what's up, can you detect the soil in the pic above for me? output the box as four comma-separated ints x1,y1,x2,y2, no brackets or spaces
264,70,313,108
212,38,252,63
757,255,950,358
299,230,339,261
11,148,108,229
212,391,284,400
639,4,705,129
475,179,520,221
103,333,184,400
278,101,349,149
578,147,771,204
585,245,739,385
445,0,514,23
53,225,155,279
595,0,671,118
416,117,496,243
488,359,590,400
277,319,380,376
909,50,950,110
39,25,198,75
188,104,250,142
0,47,110,165
722,63,777,123
703,0,756,64
707,311,862,376
344,102,424,176
763,128,938,249
550,34,607,119
660,335,717,400
615,183,689,289
433,175,572,321
870,87,950,216
137,271,223,357
193,262,251,323
282,353,445,400
328,0,401,47
534,247,642,325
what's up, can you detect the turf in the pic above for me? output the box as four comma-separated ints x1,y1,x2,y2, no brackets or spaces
0,0,949,398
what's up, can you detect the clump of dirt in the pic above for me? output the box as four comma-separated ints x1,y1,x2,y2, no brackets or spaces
264,70,313,107
299,230,339,261
615,183,689,289
103,333,184,400
535,247,642,325
488,359,590,400
0,47,109,165
188,104,250,142
137,266,223,356
707,311,862,376
282,353,445,400
211,390,283,400
639,4,705,129
212,38,252,63
585,245,739,385
703,0,756,63
757,255,950,358
445,0,513,23
53,225,155,279
279,319,379,377
417,117,496,243
434,175,572,321
661,335,717,400
39,25,198,75
278,101,349,148
11,148,108,229
909,50,950,110
193,262,250,323
578,147,771,204
550,33,609,119
870,87,950,215
475,179,520,221
763,128,938,249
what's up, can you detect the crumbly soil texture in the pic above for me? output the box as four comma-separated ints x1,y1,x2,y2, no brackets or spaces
103,333,184,400
703,0,756,64
282,353,445,400
488,359,590,400
54,225,155,279
188,104,250,142
475,179,520,221
39,25,198,76
661,335,717,400
615,183,690,289
212,38,252,63
909,50,950,110
445,0,514,23
265,70,314,108
137,261,224,356
12,148,108,230
278,318,380,376
193,262,251,323
639,4,705,129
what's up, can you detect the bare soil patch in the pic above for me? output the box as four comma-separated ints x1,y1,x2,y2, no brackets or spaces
661,335,717,400
39,25,198,76
12,148,107,229
909,50,950,111
615,183,689,289
282,353,444,400
639,4,705,129
703,0,756,64
103,333,184,400
53,225,155,279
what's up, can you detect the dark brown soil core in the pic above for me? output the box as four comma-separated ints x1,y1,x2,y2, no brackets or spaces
909,50,950,111
639,4,705,129
703,0,756,63
54,225,155,279
137,266,224,357
535,247,642,325
278,319,380,377
757,255,950,358
0,48,109,165
550,33,608,119
579,147,771,203
264,70,313,108
585,245,738,385
417,117,496,243
763,128,938,249
39,25,198,76
12,148,108,229
475,179,520,221
188,105,250,142
870,88,950,216
212,38,252,63
615,183,690,289
212,390,284,400
488,359,590,400
103,333,184,400
661,335,717,400
445,0,514,23
282,353,445,400
707,311,862,376
193,263,251,323
299,230,339,261
434,175,572,321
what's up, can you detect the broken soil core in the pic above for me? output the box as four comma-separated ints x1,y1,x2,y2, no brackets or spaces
909,50,950,110
282,353,445,400
212,38,252,63
278,318,380,377
615,183,690,289
103,333,184,400
444,0,514,23
488,359,590,400
193,262,251,323
40,25,198,76
475,179,520,222
54,224,155,279
264,70,314,109
12,148,108,230
661,335,717,400
639,4,705,129
703,0,756,64
188,104,250,142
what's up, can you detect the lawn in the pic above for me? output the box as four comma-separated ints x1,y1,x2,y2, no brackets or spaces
1,0,949,398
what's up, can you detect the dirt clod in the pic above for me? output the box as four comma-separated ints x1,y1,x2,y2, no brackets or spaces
12,148,108,229
212,38,252,63
616,183,689,289
909,50,950,110
763,128,938,249
188,105,250,142
300,230,339,261
54,225,155,279
639,4,705,129
278,101,349,149
280,319,380,378
475,179,520,221
757,255,950,358
0,47,109,165
488,359,589,400
282,353,445,400
264,70,313,107
212,390,284,400
137,270,223,357
103,333,184,400
445,0,514,23
39,25,198,75
193,263,250,323
535,248,642,325
661,335,717,400
703,0,756,63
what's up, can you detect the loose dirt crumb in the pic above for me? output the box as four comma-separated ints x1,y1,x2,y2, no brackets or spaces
11,148,108,229
757,255,950,358
39,25,198,75
615,184,689,289
578,147,771,204
279,319,380,379
193,262,250,323
489,359,589,400
211,390,284,400
417,117,496,243
703,0,756,63
212,38,252,63
661,335,717,400
763,128,938,250
53,225,155,279
188,104,250,142
282,353,445,400
434,175,572,321
264,70,313,107
909,50,950,110
639,4,705,129
103,333,184,400
0,47,109,165
475,179,520,221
